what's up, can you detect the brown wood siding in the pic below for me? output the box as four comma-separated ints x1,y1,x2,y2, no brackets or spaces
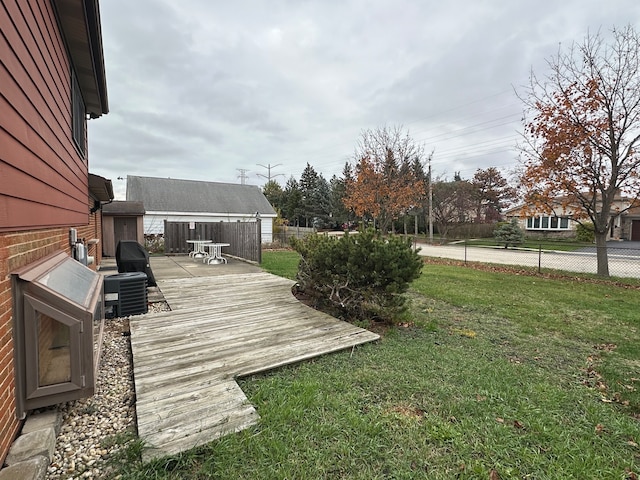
0,0,89,232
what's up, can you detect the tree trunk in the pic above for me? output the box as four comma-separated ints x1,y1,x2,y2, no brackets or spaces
439,223,448,241
595,231,610,276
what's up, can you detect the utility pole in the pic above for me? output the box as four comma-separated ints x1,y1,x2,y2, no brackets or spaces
237,168,249,185
428,153,434,243
256,163,284,183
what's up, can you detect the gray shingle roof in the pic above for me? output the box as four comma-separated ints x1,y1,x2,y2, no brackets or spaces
125,176,276,216
102,201,145,215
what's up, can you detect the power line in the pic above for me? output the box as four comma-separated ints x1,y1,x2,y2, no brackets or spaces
283,111,521,178
246,89,524,181
269,90,520,169
433,138,518,162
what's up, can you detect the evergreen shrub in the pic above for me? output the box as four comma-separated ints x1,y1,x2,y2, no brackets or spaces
290,229,423,324
493,219,524,248
575,222,595,243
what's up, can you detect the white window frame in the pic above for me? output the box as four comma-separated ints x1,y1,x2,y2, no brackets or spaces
526,215,570,231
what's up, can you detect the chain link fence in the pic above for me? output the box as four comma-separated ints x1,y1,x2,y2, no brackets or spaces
416,241,640,279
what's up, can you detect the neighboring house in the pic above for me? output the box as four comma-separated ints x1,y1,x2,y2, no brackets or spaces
505,197,640,241
102,201,145,257
126,175,278,243
625,206,640,241
0,0,109,465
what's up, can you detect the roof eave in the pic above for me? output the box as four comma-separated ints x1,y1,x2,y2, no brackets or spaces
53,0,109,117
88,173,114,202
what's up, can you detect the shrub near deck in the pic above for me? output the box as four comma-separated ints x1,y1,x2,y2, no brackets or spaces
291,230,423,324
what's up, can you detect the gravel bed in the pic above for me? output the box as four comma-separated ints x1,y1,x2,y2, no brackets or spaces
46,302,169,479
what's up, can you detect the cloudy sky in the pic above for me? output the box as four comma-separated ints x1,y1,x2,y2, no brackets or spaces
88,0,640,200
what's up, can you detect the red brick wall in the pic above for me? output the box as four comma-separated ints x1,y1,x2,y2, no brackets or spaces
0,228,73,464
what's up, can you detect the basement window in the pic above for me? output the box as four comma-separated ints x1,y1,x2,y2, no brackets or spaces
11,251,104,418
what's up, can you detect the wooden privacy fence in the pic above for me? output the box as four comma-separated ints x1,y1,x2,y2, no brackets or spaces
271,226,316,245
164,220,261,263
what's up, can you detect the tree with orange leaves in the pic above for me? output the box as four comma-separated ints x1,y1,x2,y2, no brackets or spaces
343,126,426,232
519,26,640,276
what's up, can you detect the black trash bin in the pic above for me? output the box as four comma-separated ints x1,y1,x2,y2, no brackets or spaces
115,240,157,286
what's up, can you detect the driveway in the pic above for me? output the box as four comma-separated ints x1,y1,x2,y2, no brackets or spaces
578,241,640,257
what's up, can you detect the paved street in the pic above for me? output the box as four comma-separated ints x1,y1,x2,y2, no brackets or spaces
415,242,640,278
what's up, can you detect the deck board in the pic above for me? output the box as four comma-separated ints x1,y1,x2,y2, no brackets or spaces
130,272,379,460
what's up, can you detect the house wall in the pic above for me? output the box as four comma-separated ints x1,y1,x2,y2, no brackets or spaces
512,214,640,241
510,216,576,240
619,216,640,241
0,213,101,464
0,0,89,233
522,229,576,240
77,202,103,268
0,0,105,464
144,213,275,243
0,228,69,464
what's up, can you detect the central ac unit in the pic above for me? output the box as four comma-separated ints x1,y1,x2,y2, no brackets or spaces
104,272,148,318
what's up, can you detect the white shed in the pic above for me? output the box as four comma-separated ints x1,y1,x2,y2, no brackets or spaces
126,175,277,243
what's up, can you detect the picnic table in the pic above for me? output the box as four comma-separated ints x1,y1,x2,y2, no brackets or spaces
203,243,230,264
186,240,211,259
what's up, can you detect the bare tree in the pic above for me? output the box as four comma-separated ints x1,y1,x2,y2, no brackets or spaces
432,177,474,239
519,25,640,276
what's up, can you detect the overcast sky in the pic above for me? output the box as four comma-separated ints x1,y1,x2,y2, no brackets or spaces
88,0,640,200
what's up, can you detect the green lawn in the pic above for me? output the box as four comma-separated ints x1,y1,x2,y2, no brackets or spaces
260,249,301,280
110,251,640,479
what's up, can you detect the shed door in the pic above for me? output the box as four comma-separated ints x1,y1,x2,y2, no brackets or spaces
114,217,136,246
632,220,640,241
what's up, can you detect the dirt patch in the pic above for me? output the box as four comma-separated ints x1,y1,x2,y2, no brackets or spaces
291,286,392,336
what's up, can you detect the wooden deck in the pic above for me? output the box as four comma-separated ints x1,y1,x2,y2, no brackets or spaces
130,272,380,460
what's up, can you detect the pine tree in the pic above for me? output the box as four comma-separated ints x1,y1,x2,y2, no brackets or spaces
493,219,524,248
